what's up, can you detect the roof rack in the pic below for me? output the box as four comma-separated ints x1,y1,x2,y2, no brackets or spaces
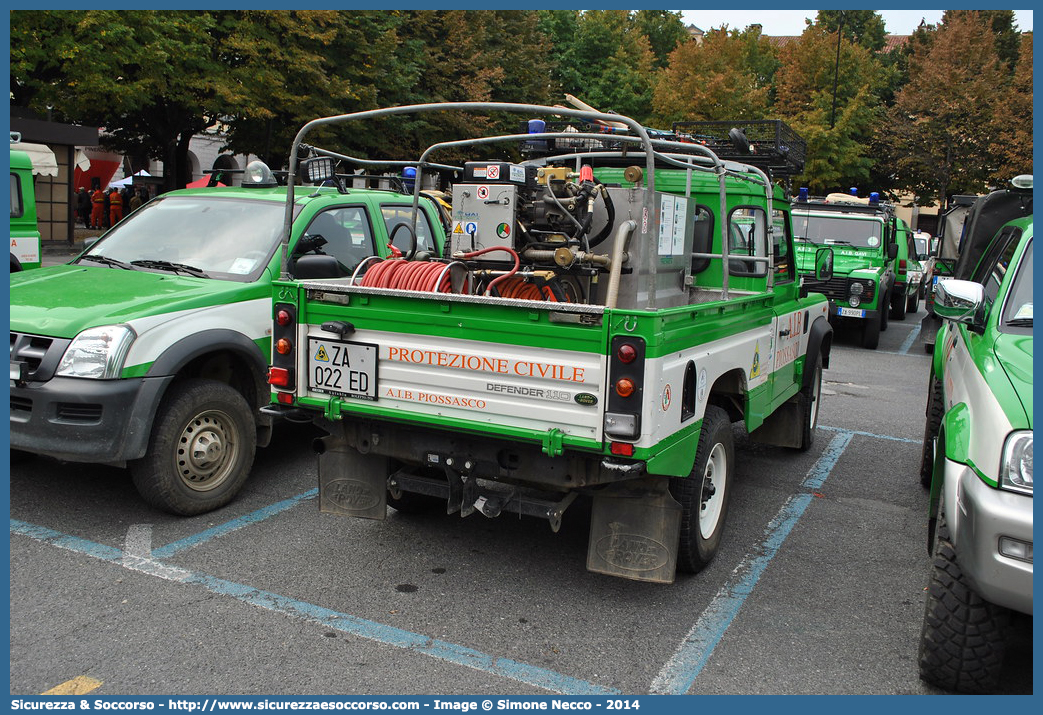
671,119,806,177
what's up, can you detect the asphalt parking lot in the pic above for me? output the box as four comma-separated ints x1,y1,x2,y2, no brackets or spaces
8,307,1032,695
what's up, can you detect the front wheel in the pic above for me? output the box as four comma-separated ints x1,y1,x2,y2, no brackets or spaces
918,516,1012,693
861,314,881,349
669,405,734,574
130,379,256,516
919,376,943,488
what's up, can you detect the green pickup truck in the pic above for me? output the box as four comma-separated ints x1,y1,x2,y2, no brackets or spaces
792,191,902,349
9,145,41,271
265,103,835,583
10,160,446,515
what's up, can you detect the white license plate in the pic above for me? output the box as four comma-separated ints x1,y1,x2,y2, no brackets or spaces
837,307,866,318
307,338,378,401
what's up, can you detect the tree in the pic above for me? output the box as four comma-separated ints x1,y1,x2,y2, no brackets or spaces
653,27,773,124
943,10,1021,70
774,26,887,192
813,10,887,52
882,12,1010,205
634,10,689,68
988,32,1033,182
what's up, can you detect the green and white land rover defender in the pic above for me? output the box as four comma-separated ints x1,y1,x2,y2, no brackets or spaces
9,142,41,272
792,191,902,349
917,178,1032,693
265,103,835,583
9,161,446,515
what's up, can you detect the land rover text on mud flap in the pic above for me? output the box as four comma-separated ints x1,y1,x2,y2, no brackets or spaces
265,102,834,583
791,190,900,349
10,160,446,515
917,201,1032,693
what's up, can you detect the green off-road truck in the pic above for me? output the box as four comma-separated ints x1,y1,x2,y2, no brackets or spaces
10,160,446,515
917,180,1032,692
10,140,41,271
791,191,904,349
265,103,835,583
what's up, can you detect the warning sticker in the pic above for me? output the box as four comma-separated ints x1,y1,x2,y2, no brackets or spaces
452,222,465,234
476,186,490,200
486,165,500,180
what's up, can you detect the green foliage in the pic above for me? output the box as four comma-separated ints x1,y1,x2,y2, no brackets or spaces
814,10,887,52
9,9,1032,202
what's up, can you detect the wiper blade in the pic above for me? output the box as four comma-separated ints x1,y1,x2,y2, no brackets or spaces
130,259,210,278
79,254,133,270
1006,317,1033,327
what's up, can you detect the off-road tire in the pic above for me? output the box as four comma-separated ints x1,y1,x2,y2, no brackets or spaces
918,516,1011,693
919,375,943,488
861,314,881,349
891,288,908,320
131,379,256,516
907,289,919,315
669,406,734,574
880,292,890,331
792,354,822,452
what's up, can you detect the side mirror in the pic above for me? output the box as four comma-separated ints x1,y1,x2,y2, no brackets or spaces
887,243,899,260
934,279,986,331
83,237,100,251
815,247,834,281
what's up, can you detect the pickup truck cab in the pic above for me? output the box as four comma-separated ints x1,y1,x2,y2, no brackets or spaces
792,191,900,349
10,161,446,515
9,146,41,271
266,102,834,583
918,205,1032,693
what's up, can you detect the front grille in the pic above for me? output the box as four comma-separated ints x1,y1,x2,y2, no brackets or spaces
815,277,876,303
10,332,71,382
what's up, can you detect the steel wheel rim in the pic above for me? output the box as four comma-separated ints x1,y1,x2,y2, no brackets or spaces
175,409,240,492
809,364,822,430
699,442,727,539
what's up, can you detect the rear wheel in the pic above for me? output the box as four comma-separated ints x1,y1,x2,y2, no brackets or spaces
918,515,1011,693
131,379,256,516
670,406,734,574
907,288,919,314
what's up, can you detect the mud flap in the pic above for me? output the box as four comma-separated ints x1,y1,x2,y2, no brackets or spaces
316,433,389,520
748,395,804,448
587,479,682,583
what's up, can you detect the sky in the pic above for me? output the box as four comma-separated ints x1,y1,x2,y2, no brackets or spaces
678,9,1033,36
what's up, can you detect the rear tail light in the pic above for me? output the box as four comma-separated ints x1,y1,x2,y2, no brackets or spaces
899,259,907,272
604,335,645,442
271,302,297,391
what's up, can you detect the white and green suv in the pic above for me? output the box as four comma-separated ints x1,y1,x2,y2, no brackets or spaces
917,210,1032,693
10,161,447,515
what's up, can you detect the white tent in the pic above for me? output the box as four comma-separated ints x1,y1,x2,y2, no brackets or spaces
108,169,151,188
12,141,59,177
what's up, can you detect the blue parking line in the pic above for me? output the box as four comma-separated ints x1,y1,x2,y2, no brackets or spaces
10,518,619,696
898,323,922,354
650,430,854,694
819,424,920,444
153,489,318,559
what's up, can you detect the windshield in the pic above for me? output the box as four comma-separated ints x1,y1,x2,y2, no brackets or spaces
1001,239,1032,330
793,214,884,249
914,236,930,257
77,195,286,281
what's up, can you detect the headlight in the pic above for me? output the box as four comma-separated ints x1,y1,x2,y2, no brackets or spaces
55,325,136,379
1000,431,1032,495
849,295,861,307
849,282,864,296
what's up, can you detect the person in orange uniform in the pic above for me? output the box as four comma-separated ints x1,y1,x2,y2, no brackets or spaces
90,186,106,229
108,188,123,226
